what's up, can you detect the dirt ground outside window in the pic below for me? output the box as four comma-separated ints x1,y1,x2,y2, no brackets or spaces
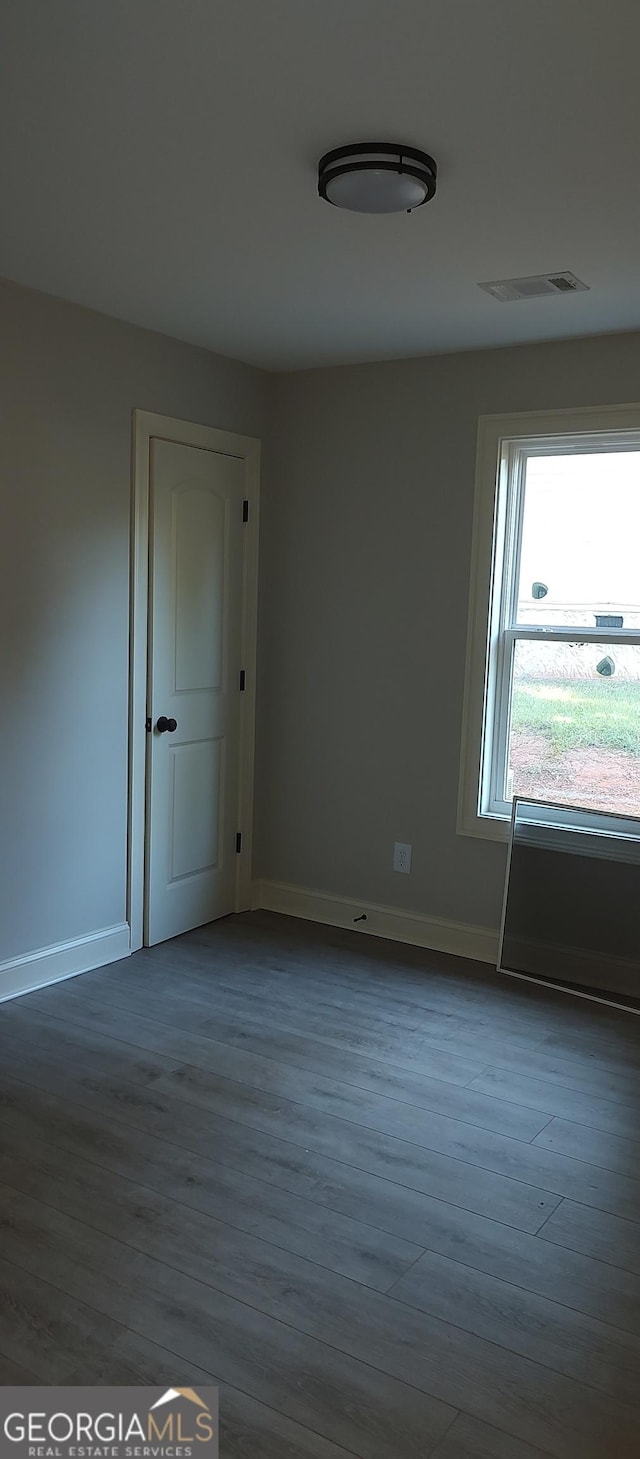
509,730,640,817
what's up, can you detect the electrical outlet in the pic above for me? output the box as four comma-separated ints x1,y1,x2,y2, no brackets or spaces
393,841,412,874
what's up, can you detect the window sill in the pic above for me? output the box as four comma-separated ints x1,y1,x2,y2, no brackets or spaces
458,800,640,851
457,809,510,843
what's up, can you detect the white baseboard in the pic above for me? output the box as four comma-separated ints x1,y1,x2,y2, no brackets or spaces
0,922,131,1003
252,879,498,965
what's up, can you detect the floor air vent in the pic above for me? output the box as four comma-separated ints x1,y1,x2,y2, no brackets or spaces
478,271,589,302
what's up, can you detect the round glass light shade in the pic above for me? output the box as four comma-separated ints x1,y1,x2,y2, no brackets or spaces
318,144,437,215
324,167,427,214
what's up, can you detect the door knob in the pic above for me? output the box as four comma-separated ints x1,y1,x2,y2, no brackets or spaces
156,716,177,733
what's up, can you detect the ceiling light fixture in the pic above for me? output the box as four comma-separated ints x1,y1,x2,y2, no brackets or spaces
318,143,437,215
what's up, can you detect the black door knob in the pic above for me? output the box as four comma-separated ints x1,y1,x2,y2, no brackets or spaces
156,716,178,733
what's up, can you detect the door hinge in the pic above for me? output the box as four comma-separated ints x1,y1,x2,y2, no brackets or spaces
235,832,242,854
242,499,249,523
145,717,152,732
239,669,246,691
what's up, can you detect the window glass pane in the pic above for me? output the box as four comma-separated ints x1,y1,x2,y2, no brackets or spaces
507,638,640,817
516,451,640,628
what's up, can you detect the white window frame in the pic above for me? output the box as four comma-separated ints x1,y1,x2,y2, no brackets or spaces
458,403,640,842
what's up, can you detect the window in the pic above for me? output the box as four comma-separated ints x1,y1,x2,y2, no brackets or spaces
458,406,640,840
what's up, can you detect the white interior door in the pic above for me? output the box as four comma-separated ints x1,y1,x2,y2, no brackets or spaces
144,437,246,945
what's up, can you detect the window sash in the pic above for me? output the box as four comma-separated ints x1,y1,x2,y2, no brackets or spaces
486,627,640,817
504,626,640,645
458,405,640,842
483,433,640,822
506,437,640,634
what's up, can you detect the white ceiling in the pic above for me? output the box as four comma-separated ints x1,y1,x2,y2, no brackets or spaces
2,0,640,371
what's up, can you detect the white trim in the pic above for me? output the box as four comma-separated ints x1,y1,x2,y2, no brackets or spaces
457,402,640,842
128,411,260,952
251,880,639,1016
0,923,130,1004
457,412,509,842
252,879,498,964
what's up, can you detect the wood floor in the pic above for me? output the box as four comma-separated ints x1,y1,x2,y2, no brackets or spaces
1,912,640,1458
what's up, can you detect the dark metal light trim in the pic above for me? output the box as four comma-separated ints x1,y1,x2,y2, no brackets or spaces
318,142,437,210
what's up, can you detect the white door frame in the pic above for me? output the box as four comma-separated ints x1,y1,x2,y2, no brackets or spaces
128,409,260,953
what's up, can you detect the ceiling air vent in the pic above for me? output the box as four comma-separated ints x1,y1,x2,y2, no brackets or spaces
478,271,589,302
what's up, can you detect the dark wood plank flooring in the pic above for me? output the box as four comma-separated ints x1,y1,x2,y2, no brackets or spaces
1,910,640,1458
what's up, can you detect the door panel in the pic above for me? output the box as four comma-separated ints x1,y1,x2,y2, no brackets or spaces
145,438,244,946
170,737,223,880
174,485,225,691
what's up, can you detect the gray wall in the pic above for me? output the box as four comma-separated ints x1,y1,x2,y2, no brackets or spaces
255,331,640,933
4,273,640,963
0,279,268,963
